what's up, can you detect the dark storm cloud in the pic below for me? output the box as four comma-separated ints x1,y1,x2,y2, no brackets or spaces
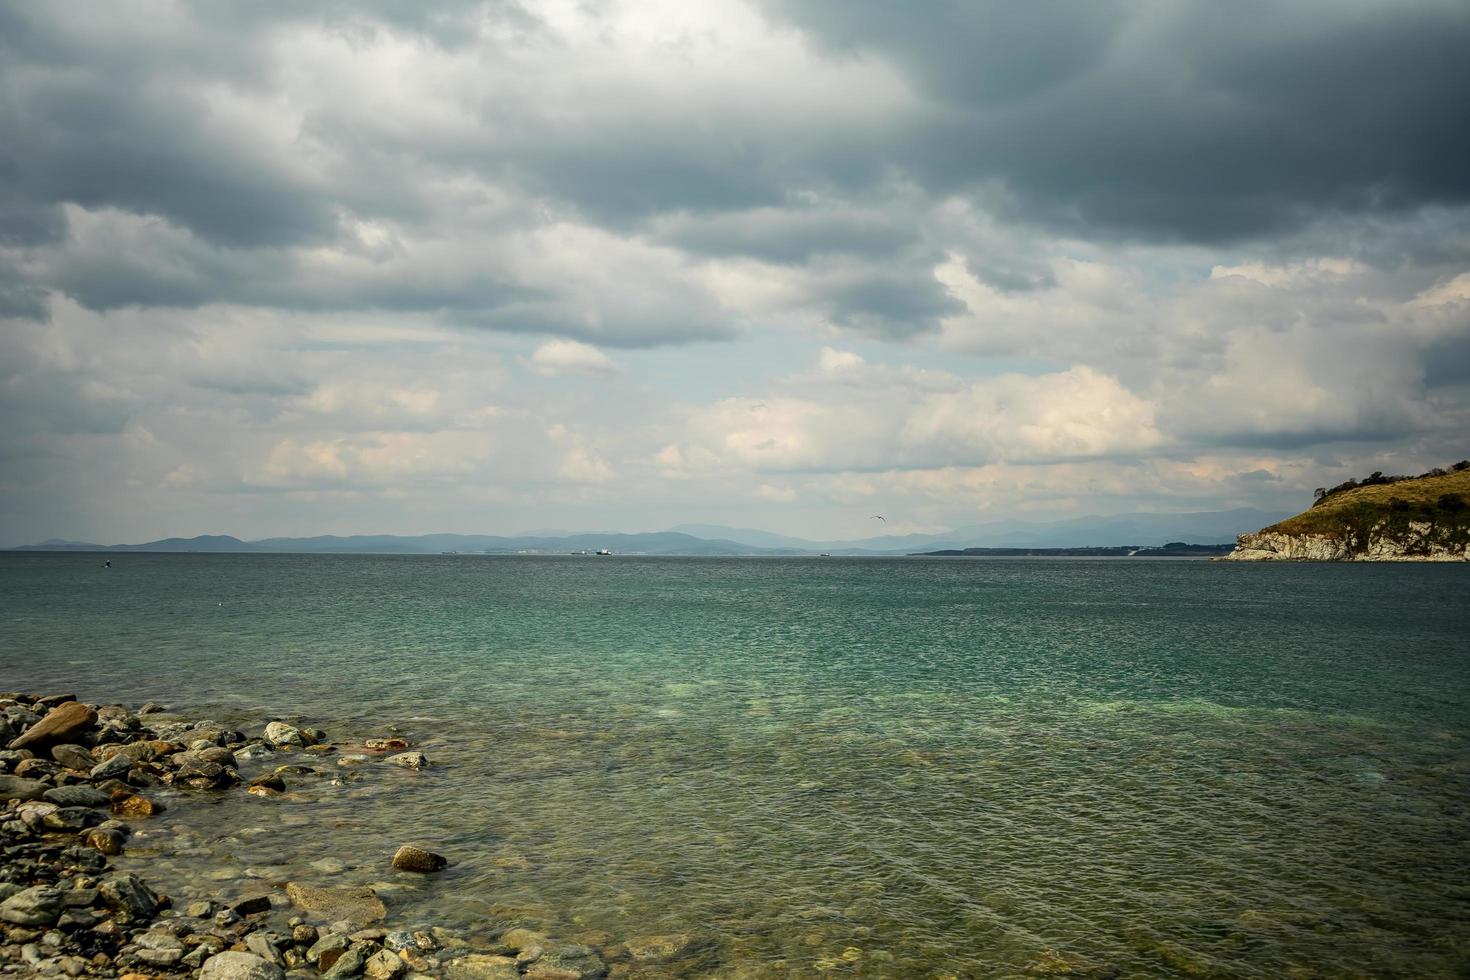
824,271,965,339
764,0,1470,242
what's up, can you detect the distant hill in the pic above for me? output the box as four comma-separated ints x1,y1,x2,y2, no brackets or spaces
1224,463,1470,561
13,508,1296,556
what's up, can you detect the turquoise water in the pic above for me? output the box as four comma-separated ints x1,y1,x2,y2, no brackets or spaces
2,553,1469,977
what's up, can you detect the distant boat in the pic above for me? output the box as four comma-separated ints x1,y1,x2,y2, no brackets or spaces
819,553,832,557
595,548,612,556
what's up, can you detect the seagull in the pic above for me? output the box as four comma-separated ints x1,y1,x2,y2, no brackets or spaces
871,515,886,523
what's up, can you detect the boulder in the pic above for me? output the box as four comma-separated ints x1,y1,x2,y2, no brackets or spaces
10,701,96,750
0,885,64,926
285,883,386,925
391,844,447,873
386,751,428,770
199,951,286,980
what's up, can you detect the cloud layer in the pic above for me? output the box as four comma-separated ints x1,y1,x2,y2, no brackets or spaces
0,0,1466,543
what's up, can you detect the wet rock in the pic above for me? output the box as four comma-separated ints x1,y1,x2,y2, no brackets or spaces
363,948,406,979
292,923,319,946
83,827,126,856
111,792,166,817
175,746,239,768
10,702,97,751
322,946,366,978
35,694,78,709
391,845,447,873
98,873,162,922
386,752,428,770
42,806,103,831
185,900,216,918
337,754,372,767
285,884,386,925
43,785,111,808
138,702,164,715
249,773,287,793
174,757,240,790
0,886,64,927
50,744,95,771
0,775,48,802
199,950,287,980
444,954,521,980
308,932,351,968
232,894,273,916
263,722,304,748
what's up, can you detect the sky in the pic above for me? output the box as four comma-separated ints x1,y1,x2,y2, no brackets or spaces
1,0,1468,545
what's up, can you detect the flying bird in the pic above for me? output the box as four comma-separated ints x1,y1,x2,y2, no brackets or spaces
871,515,886,523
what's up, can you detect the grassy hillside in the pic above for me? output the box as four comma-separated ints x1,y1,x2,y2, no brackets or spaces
1265,467,1470,550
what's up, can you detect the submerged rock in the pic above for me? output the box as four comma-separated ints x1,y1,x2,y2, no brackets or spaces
391,844,447,873
365,738,410,752
285,883,387,925
199,950,287,980
444,954,521,980
386,751,429,770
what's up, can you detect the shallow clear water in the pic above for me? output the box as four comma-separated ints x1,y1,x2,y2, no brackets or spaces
2,553,1469,977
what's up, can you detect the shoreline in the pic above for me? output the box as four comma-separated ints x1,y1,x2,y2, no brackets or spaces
0,692,713,980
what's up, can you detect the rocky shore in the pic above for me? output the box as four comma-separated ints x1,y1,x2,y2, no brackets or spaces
0,692,714,980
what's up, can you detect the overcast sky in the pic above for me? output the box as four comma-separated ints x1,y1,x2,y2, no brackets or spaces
2,0,1468,545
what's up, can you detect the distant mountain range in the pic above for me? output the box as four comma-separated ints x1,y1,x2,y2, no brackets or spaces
12,509,1287,556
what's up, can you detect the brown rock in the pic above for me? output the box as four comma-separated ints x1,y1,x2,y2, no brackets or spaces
10,702,97,751
111,792,166,817
391,844,447,873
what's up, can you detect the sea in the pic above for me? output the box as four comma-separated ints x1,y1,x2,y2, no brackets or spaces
2,552,1468,978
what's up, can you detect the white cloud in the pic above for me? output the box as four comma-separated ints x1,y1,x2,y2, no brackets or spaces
529,339,621,377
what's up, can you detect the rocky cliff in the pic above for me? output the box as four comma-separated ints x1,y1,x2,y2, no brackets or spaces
1221,466,1470,562
1222,523,1470,561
